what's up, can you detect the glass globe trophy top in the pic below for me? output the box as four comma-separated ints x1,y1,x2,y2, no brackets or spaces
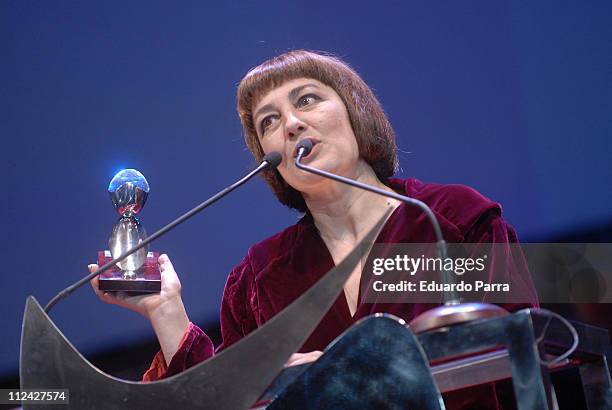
108,168,149,217
97,169,161,292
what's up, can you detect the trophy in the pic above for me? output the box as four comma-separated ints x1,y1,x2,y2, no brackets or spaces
97,169,161,292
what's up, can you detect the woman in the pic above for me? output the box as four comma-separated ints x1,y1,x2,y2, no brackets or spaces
90,50,537,408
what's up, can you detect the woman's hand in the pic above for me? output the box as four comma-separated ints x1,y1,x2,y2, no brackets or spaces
89,254,190,365
285,351,323,367
89,254,182,320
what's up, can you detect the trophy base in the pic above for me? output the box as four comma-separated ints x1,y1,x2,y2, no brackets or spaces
97,250,161,293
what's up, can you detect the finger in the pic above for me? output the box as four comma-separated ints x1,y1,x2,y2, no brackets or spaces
89,265,104,298
115,291,129,301
286,357,313,367
100,291,118,304
91,282,118,305
311,351,323,359
158,254,181,290
89,267,121,305
100,290,131,306
285,352,322,367
159,254,172,271
284,353,302,367
294,353,323,366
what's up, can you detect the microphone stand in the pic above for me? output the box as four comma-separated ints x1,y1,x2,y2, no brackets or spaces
295,142,507,333
44,152,282,313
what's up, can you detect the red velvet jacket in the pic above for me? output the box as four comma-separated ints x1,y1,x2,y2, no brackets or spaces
143,178,538,409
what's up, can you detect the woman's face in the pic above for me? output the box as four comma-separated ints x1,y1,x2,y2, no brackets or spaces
252,77,360,193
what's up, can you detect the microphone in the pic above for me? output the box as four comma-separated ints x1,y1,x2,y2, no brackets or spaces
44,152,282,313
295,139,509,332
296,138,314,156
262,151,282,168
295,139,454,298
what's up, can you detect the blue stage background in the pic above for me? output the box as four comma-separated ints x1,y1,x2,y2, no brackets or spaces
1,1,611,378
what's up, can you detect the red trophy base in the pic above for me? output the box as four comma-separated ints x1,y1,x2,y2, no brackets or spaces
97,250,161,293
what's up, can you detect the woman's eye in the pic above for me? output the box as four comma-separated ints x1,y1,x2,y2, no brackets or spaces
297,94,318,108
260,116,275,133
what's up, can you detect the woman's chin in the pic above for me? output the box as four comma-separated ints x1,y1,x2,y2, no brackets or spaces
292,170,327,188
291,162,347,189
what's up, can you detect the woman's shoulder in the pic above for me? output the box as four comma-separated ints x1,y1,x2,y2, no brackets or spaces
388,177,502,234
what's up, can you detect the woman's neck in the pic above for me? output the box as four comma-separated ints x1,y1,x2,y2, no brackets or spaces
303,162,400,244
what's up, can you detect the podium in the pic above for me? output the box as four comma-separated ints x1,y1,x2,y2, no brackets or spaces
20,294,612,409
18,213,612,409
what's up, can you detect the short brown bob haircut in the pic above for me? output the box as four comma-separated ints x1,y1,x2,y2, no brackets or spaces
237,50,398,212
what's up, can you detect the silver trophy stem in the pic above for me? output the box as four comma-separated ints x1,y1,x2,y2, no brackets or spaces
109,216,148,275
122,270,138,280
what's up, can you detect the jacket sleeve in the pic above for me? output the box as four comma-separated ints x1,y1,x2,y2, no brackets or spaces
462,208,539,310
142,322,214,381
142,255,259,381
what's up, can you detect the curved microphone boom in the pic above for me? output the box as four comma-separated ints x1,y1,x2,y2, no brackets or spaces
294,139,455,300
44,152,282,313
295,139,508,333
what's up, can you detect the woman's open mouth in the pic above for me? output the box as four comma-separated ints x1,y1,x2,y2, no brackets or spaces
293,138,319,159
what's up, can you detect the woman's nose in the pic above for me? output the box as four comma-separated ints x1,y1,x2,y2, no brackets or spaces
285,112,307,139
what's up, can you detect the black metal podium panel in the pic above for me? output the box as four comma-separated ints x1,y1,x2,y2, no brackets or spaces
267,315,444,410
